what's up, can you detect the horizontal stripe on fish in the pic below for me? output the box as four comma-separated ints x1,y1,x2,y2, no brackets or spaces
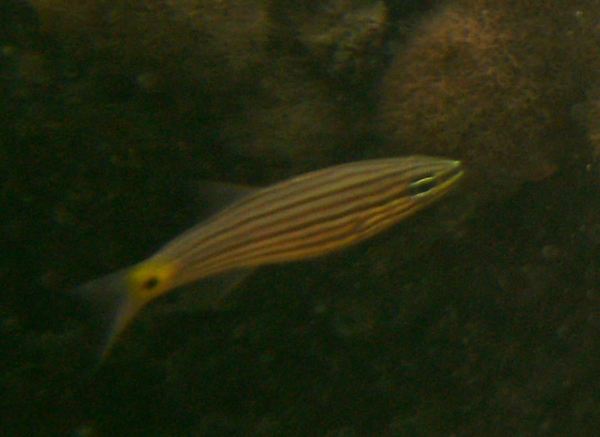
71,155,464,360
181,198,417,280
170,182,418,282
171,177,412,265
160,158,441,255
160,158,453,265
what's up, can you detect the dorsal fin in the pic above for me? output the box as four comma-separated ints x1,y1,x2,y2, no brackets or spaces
194,180,259,218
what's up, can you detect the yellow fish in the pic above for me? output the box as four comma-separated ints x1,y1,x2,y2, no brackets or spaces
73,155,463,357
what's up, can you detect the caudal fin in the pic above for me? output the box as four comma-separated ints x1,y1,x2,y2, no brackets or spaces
71,267,144,361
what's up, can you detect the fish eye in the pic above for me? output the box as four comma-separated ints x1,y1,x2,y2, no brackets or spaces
408,176,437,197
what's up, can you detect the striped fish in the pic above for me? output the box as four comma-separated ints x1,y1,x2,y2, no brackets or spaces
74,155,463,357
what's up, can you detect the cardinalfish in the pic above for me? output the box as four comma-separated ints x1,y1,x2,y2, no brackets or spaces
74,155,463,358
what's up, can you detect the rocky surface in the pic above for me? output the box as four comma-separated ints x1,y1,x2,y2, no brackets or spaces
2,0,600,434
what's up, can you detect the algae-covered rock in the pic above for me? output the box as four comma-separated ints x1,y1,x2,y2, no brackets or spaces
269,0,390,85
585,86,600,165
27,0,374,169
215,56,357,174
29,0,270,93
379,0,600,204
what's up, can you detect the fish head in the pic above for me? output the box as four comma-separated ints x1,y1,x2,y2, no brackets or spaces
405,156,464,202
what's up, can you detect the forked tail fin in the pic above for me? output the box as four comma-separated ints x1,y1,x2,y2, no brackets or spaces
71,267,145,362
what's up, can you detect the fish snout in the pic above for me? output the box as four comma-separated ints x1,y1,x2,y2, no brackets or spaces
407,158,464,199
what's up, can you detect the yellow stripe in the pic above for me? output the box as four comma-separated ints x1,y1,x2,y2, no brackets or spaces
154,156,462,290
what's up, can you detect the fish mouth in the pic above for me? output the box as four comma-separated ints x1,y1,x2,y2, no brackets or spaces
431,159,464,196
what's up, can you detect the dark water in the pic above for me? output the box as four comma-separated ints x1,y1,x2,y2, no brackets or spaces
3,0,600,435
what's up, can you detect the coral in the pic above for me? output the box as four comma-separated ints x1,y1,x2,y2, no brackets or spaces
27,0,369,171
215,57,356,175
269,0,390,85
379,0,600,203
29,0,271,93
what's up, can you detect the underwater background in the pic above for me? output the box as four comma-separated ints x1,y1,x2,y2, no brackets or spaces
3,0,600,434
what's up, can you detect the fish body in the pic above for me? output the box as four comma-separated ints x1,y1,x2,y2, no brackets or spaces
74,156,463,357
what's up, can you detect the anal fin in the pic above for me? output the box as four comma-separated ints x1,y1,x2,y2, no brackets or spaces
161,268,254,313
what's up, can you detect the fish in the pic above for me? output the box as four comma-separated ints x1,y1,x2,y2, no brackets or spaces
73,155,464,358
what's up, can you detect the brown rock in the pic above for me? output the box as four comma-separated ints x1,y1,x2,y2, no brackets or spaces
379,0,599,204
